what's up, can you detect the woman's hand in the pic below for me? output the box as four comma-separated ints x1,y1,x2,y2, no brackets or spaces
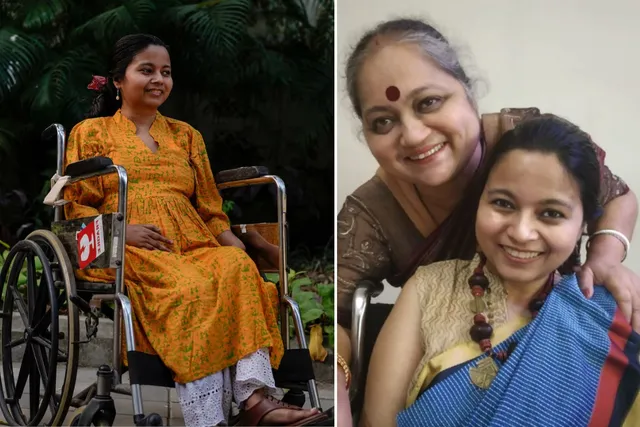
126,224,173,252
237,230,279,267
577,260,640,332
216,230,246,251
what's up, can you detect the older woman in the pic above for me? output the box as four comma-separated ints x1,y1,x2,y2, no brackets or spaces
336,17,640,425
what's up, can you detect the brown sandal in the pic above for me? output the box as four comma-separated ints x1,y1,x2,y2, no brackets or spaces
236,394,329,426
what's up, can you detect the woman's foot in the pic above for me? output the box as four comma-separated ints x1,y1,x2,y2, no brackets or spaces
240,389,325,426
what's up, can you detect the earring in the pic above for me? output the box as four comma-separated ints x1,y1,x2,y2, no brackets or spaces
116,88,120,101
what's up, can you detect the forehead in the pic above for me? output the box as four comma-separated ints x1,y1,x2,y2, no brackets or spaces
487,150,581,204
129,45,171,66
357,43,460,108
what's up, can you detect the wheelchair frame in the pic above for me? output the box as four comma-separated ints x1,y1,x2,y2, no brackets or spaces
0,123,322,426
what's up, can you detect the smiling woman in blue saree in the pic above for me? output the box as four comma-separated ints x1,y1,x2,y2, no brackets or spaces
360,116,640,427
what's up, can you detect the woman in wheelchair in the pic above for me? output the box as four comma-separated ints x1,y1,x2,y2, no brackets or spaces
360,117,640,426
63,34,325,426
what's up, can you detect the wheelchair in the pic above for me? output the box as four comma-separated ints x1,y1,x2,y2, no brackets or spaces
0,123,332,426
348,280,392,426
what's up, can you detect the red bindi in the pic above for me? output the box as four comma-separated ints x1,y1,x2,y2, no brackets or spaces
385,85,400,102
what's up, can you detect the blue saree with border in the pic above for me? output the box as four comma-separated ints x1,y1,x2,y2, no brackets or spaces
398,274,640,427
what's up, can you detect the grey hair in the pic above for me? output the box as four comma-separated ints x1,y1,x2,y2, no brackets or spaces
345,18,476,117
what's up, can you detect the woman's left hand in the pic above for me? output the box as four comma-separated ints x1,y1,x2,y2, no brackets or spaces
577,260,640,332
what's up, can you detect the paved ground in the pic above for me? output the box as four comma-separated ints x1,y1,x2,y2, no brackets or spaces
0,364,334,426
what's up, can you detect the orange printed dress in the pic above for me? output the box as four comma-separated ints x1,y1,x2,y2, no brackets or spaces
63,110,284,384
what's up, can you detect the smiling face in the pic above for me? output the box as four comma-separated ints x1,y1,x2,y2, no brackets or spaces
475,149,585,286
114,44,173,112
356,42,481,187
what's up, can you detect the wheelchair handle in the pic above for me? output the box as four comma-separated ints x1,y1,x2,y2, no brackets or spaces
349,280,384,402
42,123,66,176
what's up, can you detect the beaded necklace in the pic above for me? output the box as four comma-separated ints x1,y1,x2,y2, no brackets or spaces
467,254,555,388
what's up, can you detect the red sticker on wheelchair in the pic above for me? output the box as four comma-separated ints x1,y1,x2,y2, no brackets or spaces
76,215,105,269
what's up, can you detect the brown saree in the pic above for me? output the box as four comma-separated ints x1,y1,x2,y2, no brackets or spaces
337,107,630,328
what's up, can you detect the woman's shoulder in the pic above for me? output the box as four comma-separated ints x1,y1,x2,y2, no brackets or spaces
342,175,397,216
407,258,477,311
161,114,200,136
339,175,410,240
70,116,109,135
351,174,389,197
340,175,423,266
412,259,473,288
66,117,113,158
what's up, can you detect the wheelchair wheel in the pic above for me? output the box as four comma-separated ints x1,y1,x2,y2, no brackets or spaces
0,230,80,426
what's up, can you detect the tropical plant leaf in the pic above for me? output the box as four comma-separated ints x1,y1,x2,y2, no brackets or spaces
18,46,101,119
301,307,323,325
0,27,46,103
22,0,70,30
70,4,136,43
166,0,251,57
124,0,157,26
316,283,333,298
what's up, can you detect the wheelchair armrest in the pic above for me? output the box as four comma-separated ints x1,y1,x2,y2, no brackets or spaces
349,280,384,403
65,157,114,178
215,166,269,184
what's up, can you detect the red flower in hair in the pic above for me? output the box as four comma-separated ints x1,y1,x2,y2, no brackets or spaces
87,75,107,91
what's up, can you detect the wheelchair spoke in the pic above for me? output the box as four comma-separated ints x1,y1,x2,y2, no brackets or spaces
32,335,67,362
32,282,68,343
10,286,29,327
31,344,58,416
31,272,49,330
4,337,26,349
29,357,39,421
32,343,49,381
13,347,33,400
31,294,56,336
31,310,52,337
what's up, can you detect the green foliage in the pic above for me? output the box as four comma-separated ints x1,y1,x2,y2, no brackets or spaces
222,200,236,215
0,240,43,300
0,0,334,255
265,264,334,347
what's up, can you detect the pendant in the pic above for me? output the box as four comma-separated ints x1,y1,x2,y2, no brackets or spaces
470,296,487,314
469,356,499,389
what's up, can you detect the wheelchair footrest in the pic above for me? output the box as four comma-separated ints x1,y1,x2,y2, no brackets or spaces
127,351,175,388
273,348,316,386
126,348,314,390
276,381,311,391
